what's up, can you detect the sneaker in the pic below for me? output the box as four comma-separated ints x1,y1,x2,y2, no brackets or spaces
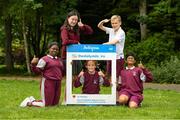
20,97,31,107
29,96,35,102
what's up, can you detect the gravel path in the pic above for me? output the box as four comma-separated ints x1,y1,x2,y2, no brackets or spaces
144,83,180,92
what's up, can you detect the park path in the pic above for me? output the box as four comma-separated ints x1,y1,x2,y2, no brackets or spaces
0,76,180,92
143,83,180,92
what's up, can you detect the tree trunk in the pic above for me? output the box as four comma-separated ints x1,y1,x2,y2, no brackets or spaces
4,15,13,71
35,10,41,57
22,16,31,74
139,0,147,40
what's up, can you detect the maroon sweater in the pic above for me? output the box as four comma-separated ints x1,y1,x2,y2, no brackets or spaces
74,71,110,94
31,55,64,81
60,25,93,59
120,67,153,94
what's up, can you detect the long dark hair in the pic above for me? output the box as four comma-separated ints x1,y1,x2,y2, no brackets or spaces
63,9,80,34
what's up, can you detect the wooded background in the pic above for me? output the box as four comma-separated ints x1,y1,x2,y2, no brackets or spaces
0,0,179,79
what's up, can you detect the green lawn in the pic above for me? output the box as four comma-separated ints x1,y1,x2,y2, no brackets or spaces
0,79,180,119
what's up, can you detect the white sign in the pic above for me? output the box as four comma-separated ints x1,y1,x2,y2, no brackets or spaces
66,44,116,105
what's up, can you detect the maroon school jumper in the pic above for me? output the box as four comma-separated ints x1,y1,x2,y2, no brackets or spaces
119,67,153,102
31,55,64,106
74,71,110,94
60,25,93,59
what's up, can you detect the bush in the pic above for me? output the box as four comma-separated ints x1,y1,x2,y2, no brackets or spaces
0,65,29,76
125,30,175,66
152,56,180,84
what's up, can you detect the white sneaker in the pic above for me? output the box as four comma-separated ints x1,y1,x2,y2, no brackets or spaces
19,97,31,107
29,96,35,102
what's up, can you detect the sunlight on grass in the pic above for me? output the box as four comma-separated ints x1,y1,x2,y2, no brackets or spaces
0,79,180,119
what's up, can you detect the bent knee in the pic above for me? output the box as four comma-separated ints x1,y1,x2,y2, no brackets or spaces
119,95,128,104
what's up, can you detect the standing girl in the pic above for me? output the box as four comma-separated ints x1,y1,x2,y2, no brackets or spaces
60,9,93,75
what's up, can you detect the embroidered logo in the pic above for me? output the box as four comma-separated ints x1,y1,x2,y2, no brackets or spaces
133,71,137,76
93,79,98,84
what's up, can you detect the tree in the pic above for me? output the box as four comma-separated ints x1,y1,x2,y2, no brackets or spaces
4,15,13,71
139,0,147,40
1,0,14,71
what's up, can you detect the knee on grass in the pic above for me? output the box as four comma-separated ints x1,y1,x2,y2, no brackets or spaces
118,95,128,104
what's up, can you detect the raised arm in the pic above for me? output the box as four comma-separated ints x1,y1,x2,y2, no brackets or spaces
74,75,84,88
97,19,110,32
30,56,45,74
138,62,153,82
60,27,79,45
78,19,93,34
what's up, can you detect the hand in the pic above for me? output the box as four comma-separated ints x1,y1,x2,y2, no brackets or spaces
78,70,84,77
98,71,105,77
138,61,145,69
31,55,39,65
103,42,109,45
78,19,84,27
103,19,110,23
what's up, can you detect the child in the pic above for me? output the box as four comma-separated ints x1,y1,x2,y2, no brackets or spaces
20,42,64,107
60,9,93,75
74,60,110,94
118,52,153,108
98,15,125,102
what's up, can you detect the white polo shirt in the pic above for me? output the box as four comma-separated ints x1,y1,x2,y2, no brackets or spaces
104,27,125,59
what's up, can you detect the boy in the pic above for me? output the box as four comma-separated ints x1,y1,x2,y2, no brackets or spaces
118,52,153,108
98,15,125,102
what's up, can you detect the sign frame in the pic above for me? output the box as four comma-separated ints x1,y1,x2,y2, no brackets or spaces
66,44,116,105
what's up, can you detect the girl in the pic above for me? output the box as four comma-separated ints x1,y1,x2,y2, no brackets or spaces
20,42,64,107
74,60,110,94
60,9,93,75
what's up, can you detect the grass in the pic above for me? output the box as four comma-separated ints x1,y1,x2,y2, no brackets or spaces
0,79,180,119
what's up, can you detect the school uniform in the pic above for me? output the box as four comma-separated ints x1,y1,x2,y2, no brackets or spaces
74,71,110,94
60,25,93,59
31,55,64,106
104,27,125,78
119,66,153,105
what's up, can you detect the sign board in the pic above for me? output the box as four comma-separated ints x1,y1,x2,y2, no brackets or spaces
66,44,116,105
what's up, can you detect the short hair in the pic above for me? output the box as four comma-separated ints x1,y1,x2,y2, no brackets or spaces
111,15,121,22
48,42,59,49
125,52,136,60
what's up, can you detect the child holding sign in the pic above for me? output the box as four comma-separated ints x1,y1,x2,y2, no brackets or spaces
74,60,110,94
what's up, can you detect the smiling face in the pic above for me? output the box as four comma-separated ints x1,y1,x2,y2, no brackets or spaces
68,15,79,27
126,56,136,66
49,45,59,57
85,60,96,74
111,19,121,31
110,15,121,31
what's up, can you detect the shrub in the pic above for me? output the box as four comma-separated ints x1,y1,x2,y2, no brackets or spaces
152,56,180,84
125,30,175,66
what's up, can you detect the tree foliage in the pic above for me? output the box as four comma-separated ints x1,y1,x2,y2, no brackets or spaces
0,0,179,75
